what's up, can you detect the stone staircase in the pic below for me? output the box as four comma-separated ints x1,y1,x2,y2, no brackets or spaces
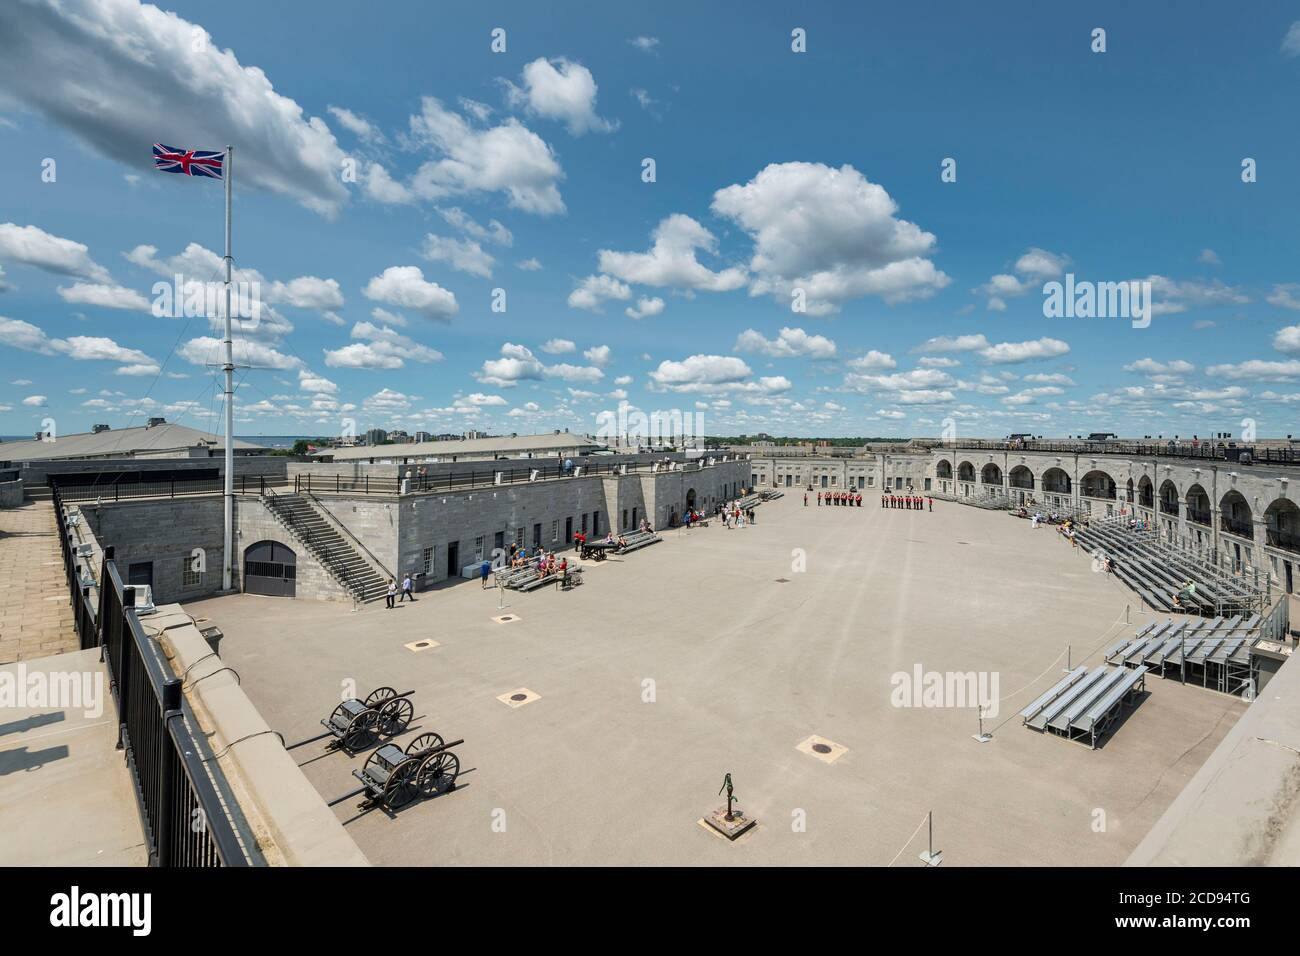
261,491,389,603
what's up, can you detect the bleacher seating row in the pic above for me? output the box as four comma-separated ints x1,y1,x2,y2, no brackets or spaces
760,489,784,501
1105,614,1259,695
1071,519,1256,616
1019,664,1147,748
495,529,663,591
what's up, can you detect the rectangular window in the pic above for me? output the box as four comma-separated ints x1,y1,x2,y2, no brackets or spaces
581,514,588,534
475,536,485,561
516,527,525,547
622,508,628,529
422,547,433,574
182,565,202,588
551,520,558,542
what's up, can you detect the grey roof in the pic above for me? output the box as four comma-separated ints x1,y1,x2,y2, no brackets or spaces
315,432,606,461
0,422,264,462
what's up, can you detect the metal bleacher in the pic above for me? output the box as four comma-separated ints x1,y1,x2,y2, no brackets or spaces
1019,664,1148,748
1072,518,1259,617
1105,614,1260,695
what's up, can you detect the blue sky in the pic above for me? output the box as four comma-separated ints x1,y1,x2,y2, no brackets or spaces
2,0,1300,441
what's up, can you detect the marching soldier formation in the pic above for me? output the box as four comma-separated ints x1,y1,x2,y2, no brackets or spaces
880,492,932,511
810,490,864,507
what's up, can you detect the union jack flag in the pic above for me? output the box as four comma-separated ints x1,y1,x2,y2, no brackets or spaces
152,143,224,179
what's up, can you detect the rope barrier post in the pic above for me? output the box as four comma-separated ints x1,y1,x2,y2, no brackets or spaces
918,810,942,866
972,704,992,743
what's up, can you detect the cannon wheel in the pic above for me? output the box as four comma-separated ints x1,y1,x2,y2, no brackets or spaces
383,760,421,810
406,732,444,756
419,750,459,795
377,697,414,737
343,710,379,751
364,686,397,708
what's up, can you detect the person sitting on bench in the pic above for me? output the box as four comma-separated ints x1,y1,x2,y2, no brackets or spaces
1172,579,1196,608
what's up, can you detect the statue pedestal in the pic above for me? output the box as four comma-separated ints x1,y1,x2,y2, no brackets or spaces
702,806,756,840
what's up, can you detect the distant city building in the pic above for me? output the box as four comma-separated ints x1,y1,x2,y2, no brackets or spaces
363,428,388,446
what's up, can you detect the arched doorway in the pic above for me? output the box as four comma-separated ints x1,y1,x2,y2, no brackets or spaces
686,488,696,510
244,540,297,597
1185,484,1211,526
1137,476,1153,508
1159,479,1179,515
935,459,953,479
981,463,1003,485
957,461,975,482
1080,469,1116,500
1220,490,1252,539
1008,465,1034,490
1041,467,1071,494
1265,498,1300,553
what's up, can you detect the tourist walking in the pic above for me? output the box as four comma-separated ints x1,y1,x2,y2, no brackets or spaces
480,559,491,589
385,577,397,609
400,573,415,602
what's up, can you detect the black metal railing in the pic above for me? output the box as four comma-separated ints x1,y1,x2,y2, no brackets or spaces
1266,525,1300,553
51,486,99,650
1220,515,1254,538
1186,506,1212,526
48,481,251,866
1081,487,1117,500
940,438,1300,464
97,558,250,866
294,457,733,497
1160,500,1180,516
56,475,283,503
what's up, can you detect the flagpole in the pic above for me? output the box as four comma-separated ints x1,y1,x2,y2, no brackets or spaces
222,144,234,591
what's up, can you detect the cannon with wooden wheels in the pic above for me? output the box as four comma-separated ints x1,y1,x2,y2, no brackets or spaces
285,686,416,756
332,733,464,812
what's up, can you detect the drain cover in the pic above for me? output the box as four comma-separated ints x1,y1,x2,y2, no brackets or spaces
510,693,527,702
812,743,832,754
774,578,791,583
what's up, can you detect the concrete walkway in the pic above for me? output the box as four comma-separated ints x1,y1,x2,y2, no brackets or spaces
0,500,79,664
0,648,148,865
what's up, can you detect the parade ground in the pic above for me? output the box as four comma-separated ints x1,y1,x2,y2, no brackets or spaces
191,493,1247,866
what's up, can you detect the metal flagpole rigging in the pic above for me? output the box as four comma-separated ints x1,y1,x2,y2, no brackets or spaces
222,144,234,591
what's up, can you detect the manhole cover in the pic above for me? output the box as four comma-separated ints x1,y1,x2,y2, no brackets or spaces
774,578,790,583
510,693,528,702
812,743,832,754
